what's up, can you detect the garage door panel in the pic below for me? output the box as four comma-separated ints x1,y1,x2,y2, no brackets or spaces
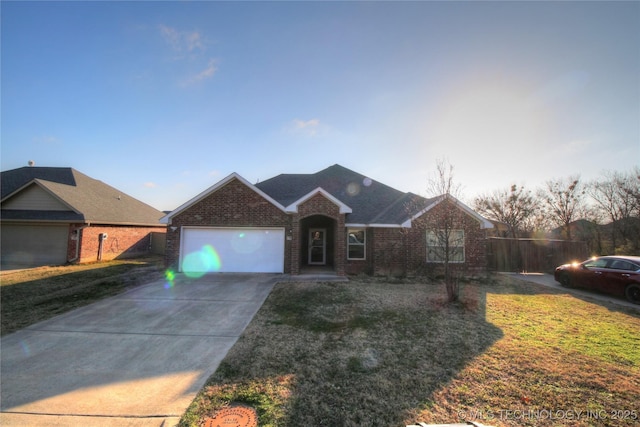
1,224,69,267
181,228,284,273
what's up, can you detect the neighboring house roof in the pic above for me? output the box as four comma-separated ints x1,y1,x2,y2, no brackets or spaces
1,167,165,226
164,164,493,229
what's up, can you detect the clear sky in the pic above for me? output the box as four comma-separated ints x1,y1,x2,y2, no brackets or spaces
2,1,638,212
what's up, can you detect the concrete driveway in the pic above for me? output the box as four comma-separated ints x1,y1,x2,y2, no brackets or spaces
1,273,280,426
507,272,640,311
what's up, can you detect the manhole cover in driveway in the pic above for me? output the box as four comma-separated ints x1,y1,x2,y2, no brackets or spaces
203,404,258,427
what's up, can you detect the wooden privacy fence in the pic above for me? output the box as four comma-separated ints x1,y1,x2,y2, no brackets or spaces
487,237,589,273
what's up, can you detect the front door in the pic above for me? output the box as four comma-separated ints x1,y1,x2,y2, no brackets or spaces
308,228,326,265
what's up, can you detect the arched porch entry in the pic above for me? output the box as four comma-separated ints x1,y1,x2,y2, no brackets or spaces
299,215,337,272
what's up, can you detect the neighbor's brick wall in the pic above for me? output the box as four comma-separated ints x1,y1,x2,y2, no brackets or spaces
67,224,82,262
165,178,292,272
70,225,166,263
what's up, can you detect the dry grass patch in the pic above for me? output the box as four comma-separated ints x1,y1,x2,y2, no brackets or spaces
1,257,164,335
419,289,640,426
181,274,640,427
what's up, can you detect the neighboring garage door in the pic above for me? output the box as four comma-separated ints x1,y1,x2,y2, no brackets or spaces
180,227,285,273
1,223,69,267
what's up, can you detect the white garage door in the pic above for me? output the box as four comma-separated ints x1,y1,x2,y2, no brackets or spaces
180,227,285,274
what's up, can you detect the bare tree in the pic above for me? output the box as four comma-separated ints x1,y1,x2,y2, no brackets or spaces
426,159,462,199
621,167,640,251
539,175,586,240
424,159,464,303
473,184,536,238
626,166,640,218
589,168,640,252
520,204,554,237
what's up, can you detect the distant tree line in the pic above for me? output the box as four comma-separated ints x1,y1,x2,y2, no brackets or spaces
472,167,640,255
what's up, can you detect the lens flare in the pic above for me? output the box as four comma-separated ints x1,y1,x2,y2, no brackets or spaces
182,245,222,278
346,182,361,196
231,231,262,254
164,269,176,288
19,340,31,357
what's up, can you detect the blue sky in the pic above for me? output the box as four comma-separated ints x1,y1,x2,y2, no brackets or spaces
2,1,638,211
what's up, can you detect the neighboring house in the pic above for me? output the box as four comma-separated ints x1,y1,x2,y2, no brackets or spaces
163,164,493,276
1,166,166,268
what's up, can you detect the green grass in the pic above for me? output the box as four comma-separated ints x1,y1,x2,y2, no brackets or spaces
0,257,164,335
180,275,640,427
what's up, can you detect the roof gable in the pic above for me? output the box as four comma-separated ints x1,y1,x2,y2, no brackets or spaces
1,167,164,226
2,181,75,212
161,173,286,224
409,194,494,229
1,167,77,199
284,188,352,214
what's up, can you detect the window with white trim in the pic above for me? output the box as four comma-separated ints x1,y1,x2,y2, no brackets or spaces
347,228,366,260
426,229,465,263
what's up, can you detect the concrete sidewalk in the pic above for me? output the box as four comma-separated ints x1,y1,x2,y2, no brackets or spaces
0,273,281,427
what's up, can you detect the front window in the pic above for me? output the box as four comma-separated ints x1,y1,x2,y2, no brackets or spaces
348,229,366,260
426,229,465,263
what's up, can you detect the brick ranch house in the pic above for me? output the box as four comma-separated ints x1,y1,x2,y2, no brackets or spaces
1,167,166,268
162,164,493,276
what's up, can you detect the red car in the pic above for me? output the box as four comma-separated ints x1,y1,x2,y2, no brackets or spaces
554,255,640,304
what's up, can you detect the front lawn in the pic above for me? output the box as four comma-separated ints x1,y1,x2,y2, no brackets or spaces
0,257,164,335
180,274,640,427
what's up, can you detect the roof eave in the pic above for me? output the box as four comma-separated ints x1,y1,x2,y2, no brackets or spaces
345,223,410,228
88,221,166,227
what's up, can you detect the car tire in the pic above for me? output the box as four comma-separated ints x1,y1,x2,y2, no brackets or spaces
625,283,640,305
558,273,572,288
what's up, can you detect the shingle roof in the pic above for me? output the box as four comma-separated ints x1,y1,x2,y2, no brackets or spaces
255,164,433,224
1,167,164,226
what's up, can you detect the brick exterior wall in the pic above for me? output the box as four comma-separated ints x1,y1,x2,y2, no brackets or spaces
344,227,374,275
166,179,488,277
406,198,487,276
68,224,166,263
345,198,488,276
296,194,346,275
165,178,292,272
